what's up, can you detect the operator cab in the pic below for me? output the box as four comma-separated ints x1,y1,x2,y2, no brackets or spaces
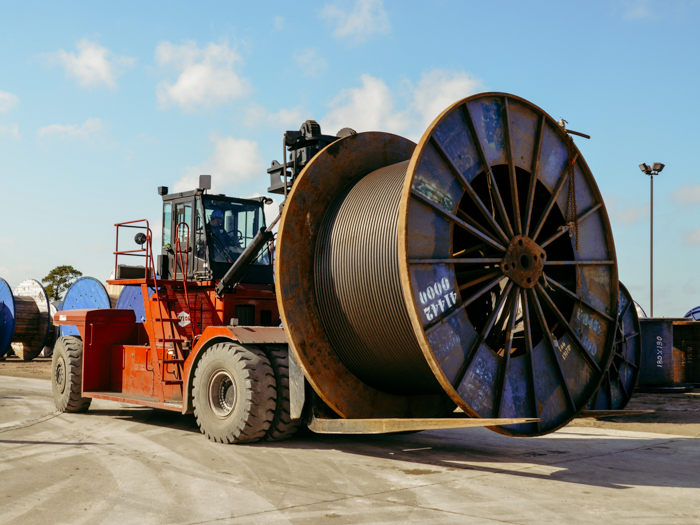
157,177,273,284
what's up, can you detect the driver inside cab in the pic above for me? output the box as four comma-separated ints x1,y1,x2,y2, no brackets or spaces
208,209,243,263
209,209,231,245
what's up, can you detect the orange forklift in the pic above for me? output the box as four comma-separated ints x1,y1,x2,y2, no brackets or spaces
51,116,539,444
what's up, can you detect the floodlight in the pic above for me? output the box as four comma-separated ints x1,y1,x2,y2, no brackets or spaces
652,162,665,173
639,163,651,174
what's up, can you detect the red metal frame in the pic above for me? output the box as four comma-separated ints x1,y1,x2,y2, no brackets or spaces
53,218,283,413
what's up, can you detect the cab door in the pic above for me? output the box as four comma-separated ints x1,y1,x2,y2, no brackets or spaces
173,201,193,279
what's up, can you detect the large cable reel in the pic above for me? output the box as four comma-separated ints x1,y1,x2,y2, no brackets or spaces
276,92,618,436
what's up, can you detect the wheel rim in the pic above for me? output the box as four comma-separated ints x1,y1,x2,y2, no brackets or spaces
399,93,619,436
208,369,236,418
55,356,66,394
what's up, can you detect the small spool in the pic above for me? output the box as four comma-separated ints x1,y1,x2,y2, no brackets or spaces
0,278,16,358
59,277,112,337
9,279,51,360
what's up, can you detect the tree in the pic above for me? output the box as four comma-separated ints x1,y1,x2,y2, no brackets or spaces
42,265,82,301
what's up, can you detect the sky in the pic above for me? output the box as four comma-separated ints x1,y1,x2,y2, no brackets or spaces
0,0,699,317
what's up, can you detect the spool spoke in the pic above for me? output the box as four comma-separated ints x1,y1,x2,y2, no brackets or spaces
409,258,502,264
503,98,522,236
489,285,518,347
544,260,614,266
542,275,613,322
460,103,515,239
528,288,576,412
411,190,506,251
453,281,514,389
521,288,541,431
430,136,510,245
462,274,508,308
535,283,602,374
524,114,545,236
453,243,486,257
458,270,501,291
530,153,579,241
616,365,631,401
494,288,520,417
606,372,614,410
456,209,507,249
539,203,602,248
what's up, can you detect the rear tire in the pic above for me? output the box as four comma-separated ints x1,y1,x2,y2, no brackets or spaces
193,342,277,443
262,345,303,442
52,336,91,413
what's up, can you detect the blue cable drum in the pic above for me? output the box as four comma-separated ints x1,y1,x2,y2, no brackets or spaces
59,277,112,337
0,278,16,358
115,285,156,323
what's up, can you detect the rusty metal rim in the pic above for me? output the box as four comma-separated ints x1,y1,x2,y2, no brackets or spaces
397,92,619,437
275,132,454,419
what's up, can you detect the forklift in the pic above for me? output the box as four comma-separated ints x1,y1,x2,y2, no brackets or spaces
51,119,536,443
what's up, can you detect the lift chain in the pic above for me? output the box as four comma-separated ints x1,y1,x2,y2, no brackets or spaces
565,135,579,251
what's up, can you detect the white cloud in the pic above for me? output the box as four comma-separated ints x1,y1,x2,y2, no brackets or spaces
0,90,19,113
173,134,265,193
243,103,304,129
671,183,700,206
321,74,410,136
320,69,483,139
37,118,103,140
273,16,285,31
410,69,485,129
293,49,327,78
621,0,654,20
604,193,649,225
322,0,391,43
0,123,21,140
45,39,135,88
686,227,700,246
156,40,251,111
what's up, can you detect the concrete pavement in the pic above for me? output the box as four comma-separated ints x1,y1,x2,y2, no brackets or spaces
1,375,699,524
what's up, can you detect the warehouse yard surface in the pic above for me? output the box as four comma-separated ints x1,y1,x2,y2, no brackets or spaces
1,373,699,524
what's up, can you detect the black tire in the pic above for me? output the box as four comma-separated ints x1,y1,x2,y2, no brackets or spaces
262,345,303,442
52,336,91,413
192,342,277,443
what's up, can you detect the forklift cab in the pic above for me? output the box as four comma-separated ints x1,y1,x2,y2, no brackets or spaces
157,186,273,285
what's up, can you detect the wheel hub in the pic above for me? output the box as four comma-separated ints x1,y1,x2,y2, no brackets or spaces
502,235,546,289
208,369,236,418
55,357,66,394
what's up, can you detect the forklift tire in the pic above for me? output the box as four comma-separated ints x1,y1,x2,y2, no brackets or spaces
192,342,277,444
52,336,91,413
262,345,303,442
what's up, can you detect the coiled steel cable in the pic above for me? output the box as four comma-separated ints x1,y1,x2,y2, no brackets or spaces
314,160,442,395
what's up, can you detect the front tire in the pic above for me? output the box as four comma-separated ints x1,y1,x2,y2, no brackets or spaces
52,336,91,413
193,342,277,443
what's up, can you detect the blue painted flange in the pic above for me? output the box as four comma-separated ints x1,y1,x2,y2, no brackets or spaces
115,285,156,323
59,277,112,337
0,278,16,358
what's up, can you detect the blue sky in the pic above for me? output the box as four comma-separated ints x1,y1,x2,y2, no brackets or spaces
0,0,699,316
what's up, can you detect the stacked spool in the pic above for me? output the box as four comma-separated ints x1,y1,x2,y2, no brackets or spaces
637,318,695,393
0,279,52,360
587,282,642,410
58,277,112,337
0,276,113,360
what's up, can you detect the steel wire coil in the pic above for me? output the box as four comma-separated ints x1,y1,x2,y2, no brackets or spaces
314,161,441,394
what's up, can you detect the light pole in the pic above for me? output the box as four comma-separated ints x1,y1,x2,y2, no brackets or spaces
639,162,665,317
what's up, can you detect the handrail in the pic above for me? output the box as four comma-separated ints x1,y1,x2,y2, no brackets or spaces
174,221,192,329
113,219,151,280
